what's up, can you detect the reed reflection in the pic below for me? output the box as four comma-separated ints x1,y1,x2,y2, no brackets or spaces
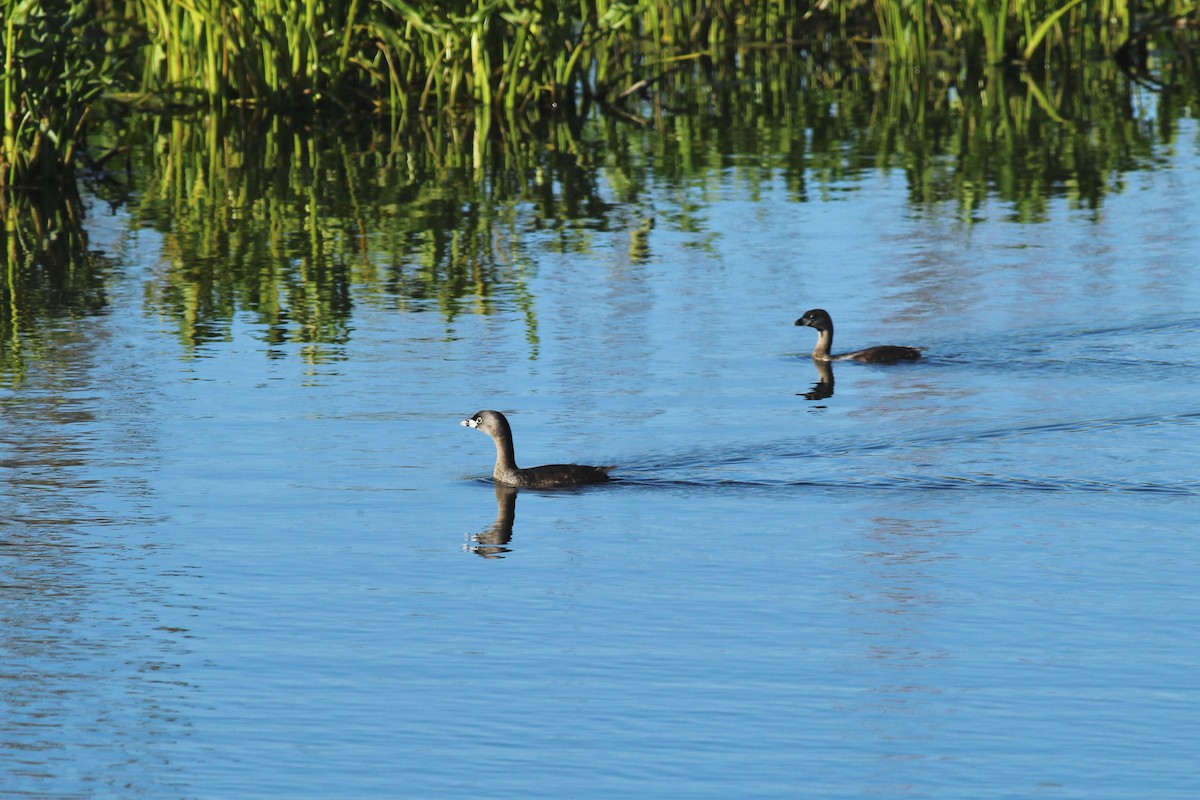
465,483,518,559
80,36,1192,366
0,189,110,381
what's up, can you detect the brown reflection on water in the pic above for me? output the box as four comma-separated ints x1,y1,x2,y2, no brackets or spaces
465,483,518,559
798,358,835,402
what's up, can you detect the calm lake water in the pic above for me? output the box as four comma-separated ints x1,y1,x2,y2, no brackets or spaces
1,107,1198,798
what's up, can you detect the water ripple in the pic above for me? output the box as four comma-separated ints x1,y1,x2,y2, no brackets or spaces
610,471,1199,496
612,408,1199,466
596,408,1200,497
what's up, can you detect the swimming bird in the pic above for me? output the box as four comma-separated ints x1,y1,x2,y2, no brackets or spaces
794,308,922,364
461,410,615,488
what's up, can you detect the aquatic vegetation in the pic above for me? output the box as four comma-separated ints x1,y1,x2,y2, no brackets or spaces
116,28,1189,353
2,0,1197,187
1,0,1197,361
1,0,123,188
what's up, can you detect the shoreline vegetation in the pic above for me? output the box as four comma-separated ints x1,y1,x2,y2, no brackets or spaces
2,1,1198,188
1,1,1198,374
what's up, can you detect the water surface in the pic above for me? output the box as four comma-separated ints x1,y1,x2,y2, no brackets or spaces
1,111,1198,798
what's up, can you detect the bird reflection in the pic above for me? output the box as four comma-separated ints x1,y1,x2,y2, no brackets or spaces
798,358,835,401
465,483,518,558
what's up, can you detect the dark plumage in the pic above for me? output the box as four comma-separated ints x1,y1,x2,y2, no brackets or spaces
794,308,922,364
461,410,615,488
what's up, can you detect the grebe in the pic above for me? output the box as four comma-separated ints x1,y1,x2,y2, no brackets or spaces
794,308,922,364
461,410,615,487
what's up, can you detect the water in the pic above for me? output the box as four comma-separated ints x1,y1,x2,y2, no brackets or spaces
1,120,1198,798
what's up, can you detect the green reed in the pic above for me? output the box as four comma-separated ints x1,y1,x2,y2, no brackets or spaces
109,0,637,112
0,7,1191,367
2,0,1197,371
2,0,1197,188
105,16,1199,356
1,0,121,187
127,0,345,105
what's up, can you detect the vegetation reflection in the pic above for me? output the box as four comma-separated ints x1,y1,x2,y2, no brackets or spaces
120,42,1196,354
0,188,110,382
1,3,1197,365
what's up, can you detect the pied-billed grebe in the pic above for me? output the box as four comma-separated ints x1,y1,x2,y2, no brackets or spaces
461,410,615,488
794,308,922,364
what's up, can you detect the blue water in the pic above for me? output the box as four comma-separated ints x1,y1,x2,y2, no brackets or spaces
1,123,1198,798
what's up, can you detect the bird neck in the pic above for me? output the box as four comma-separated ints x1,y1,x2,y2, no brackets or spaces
493,434,519,473
811,325,834,360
